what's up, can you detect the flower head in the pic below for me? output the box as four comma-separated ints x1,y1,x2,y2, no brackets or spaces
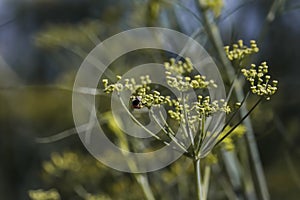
102,57,232,158
241,62,278,100
224,40,259,61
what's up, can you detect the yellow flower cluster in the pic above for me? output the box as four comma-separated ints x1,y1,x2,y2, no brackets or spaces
166,73,218,91
168,109,182,121
103,75,152,94
241,62,278,100
85,194,111,200
164,57,193,75
224,40,259,61
194,96,231,117
200,0,224,17
131,90,172,108
167,96,230,124
204,153,218,165
43,152,81,175
28,189,60,200
102,58,231,125
221,137,235,151
219,125,246,151
164,58,217,91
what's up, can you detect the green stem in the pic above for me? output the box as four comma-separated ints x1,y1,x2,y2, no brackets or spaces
194,159,203,200
112,115,155,200
196,115,206,156
202,165,211,200
182,93,195,150
135,174,156,200
214,163,239,200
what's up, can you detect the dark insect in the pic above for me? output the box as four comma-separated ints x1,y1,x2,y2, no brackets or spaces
132,96,142,109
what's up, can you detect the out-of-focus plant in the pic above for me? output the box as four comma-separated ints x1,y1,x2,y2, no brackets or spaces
29,150,153,200
35,20,102,51
28,189,61,200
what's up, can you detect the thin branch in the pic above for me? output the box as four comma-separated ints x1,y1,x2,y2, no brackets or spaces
0,85,104,96
215,98,262,146
221,92,250,133
0,18,16,29
35,124,87,143
149,109,189,154
182,93,195,152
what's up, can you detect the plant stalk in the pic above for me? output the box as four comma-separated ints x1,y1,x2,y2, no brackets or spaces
135,174,156,200
194,159,203,200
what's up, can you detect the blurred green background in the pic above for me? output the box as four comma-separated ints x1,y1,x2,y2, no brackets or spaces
0,0,299,199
